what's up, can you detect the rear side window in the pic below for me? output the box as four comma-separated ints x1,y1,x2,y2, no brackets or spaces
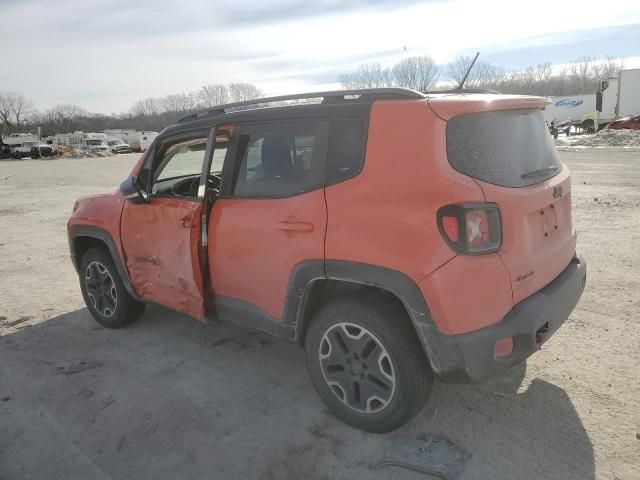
447,109,562,187
231,121,328,197
327,118,366,184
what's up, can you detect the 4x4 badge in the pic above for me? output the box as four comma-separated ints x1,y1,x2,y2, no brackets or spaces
553,186,563,199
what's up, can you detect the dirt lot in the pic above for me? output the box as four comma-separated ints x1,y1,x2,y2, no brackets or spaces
1,149,639,480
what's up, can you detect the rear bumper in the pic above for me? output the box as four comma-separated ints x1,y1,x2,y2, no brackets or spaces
425,254,586,382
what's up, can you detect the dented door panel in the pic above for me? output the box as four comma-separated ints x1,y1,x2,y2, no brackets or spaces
121,197,205,319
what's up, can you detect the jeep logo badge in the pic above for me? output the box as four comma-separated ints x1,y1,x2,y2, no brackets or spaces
553,186,563,199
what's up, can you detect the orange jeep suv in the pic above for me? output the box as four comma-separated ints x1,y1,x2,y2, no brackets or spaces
68,88,586,432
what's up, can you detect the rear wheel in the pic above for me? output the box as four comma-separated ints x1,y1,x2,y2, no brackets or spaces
305,295,433,432
79,247,145,328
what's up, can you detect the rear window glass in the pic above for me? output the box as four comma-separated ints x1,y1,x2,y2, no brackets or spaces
328,118,366,184
446,109,562,187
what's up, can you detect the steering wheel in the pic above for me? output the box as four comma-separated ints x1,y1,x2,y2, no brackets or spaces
189,174,222,198
170,177,197,197
207,174,222,198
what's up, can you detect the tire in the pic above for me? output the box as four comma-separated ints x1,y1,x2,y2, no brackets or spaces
305,295,433,433
79,247,145,328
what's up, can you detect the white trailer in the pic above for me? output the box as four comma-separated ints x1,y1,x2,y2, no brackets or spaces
126,131,158,152
102,129,135,142
544,94,596,125
2,133,38,146
597,68,640,126
55,132,85,148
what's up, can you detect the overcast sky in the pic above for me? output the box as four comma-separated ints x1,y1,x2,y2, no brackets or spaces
1,0,639,113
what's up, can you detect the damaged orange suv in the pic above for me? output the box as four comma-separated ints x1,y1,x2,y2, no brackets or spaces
68,88,586,432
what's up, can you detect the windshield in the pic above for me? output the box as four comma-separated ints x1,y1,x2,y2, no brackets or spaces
447,109,562,187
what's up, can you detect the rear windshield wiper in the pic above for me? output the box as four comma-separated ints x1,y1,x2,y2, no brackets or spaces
521,165,559,179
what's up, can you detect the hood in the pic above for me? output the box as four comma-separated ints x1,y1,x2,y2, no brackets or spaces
72,191,123,217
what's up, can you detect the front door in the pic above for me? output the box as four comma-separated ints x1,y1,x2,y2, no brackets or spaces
121,130,214,320
209,120,329,322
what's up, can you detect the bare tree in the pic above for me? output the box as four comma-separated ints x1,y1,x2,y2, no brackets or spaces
41,104,87,133
566,56,625,94
393,56,440,91
446,56,503,89
162,92,198,114
551,67,569,96
0,94,12,130
130,98,162,117
339,62,394,89
0,92,34,130
228,83,264,102
592,56,625,83
569,56,595,94
199,84,229,107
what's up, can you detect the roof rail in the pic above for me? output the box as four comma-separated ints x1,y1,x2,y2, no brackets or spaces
177,88,425,123
423,88,501,94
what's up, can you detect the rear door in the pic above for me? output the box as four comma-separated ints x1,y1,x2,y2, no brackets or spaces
446,109,576,303
208,120,329,321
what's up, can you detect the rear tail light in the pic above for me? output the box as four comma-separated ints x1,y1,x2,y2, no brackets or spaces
437,203,502,255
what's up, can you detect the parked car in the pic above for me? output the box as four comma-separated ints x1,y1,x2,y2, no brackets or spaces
67,88,586,432
12,141,55,159
609,115,640,131
107,139,132,154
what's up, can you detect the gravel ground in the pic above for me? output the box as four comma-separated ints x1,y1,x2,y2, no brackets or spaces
1,150,639,480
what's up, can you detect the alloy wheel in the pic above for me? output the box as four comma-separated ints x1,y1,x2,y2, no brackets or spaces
319,322,396,413
85,261,118,317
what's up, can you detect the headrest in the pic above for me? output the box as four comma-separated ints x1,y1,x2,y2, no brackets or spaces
261,136,292,178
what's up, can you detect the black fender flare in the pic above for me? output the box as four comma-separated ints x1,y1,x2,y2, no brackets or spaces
291,260,463,376
68,225,141,301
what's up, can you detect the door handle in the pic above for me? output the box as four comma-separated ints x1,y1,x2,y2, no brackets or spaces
180,215,192,228
277,221,314,233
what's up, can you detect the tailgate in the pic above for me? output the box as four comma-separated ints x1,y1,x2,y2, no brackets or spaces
479,169,576,303
446,107,576,304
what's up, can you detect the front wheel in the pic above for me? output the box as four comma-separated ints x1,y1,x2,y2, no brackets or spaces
79,247,145,328
305,296,433,433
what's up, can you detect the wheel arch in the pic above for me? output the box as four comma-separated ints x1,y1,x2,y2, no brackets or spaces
68,225,141,301
292,260,445,373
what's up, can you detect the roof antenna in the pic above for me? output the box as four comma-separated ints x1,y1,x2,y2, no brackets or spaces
456,51,480,91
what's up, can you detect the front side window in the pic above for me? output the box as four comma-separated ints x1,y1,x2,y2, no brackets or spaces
151,138,207,196
231,121,328,197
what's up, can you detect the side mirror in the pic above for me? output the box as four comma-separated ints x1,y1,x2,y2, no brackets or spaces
120,176,149,204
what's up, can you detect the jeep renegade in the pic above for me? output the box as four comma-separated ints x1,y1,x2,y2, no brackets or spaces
68,88,587,432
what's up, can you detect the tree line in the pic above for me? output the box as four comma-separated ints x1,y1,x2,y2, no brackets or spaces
340,55,625,96
0,55,626,138
0,82,264,137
